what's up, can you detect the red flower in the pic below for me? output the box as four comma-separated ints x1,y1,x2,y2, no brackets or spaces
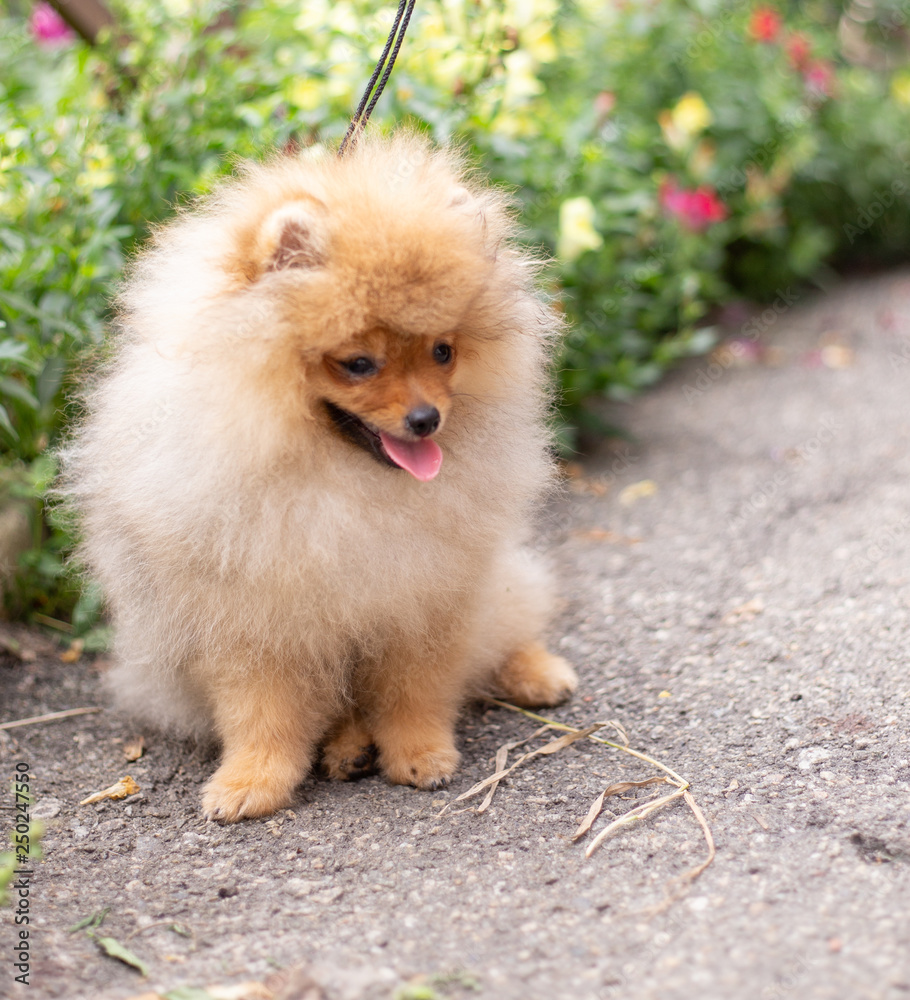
29,3,75,47
803,59,836,98
786,33,812,70
660,179,727,232
749,6,782,43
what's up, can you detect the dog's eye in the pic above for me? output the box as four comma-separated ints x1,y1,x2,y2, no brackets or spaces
341,357,378,377
433,342,453,365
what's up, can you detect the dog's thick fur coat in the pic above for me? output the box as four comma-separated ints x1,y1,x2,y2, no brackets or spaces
62,133,576,821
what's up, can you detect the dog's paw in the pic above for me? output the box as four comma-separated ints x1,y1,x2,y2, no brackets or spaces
322,713,379,781
495,643,578,708
323,737,379,781
380,743,461,791
201,763,296,823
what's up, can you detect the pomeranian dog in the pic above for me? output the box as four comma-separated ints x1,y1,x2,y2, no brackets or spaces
62,132,577,822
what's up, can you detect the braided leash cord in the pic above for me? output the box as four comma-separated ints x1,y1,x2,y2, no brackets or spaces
338,0,417,156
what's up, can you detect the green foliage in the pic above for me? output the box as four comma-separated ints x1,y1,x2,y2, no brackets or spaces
3,0,910,623
0,785,43,908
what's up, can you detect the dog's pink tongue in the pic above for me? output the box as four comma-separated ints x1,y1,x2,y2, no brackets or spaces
379,433,443,481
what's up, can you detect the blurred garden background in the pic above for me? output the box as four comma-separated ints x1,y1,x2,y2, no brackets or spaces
2,0,910,633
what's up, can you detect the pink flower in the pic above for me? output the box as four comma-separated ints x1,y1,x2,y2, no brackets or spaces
29,3,75,47
749,6,782,43
803,59,836,98
594,91,616,118
786,33,812,70
660,179,727,232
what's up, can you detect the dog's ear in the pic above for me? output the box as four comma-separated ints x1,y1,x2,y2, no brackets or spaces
260,200,327,272
449,186,482,218
449,185,497,257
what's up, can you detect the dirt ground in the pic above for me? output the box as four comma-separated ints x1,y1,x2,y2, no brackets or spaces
2,273,909,1000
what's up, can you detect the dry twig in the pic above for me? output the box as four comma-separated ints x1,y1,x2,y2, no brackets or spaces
473,699,716,897
0,707,102,731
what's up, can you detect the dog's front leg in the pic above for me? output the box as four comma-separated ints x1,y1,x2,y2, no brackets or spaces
367,638,465,790
201,659,327,822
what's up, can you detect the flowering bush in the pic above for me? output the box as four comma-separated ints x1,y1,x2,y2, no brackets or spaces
481,0,910,410
3,0,910,621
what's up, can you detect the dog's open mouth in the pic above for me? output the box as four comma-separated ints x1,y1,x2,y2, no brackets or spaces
324,401,443,482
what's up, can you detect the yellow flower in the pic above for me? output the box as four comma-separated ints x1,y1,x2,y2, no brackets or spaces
289,78,325,112
671,92,713,138
502,49,544,102
891,72,910,106
503,0,559,31
521,22,558,63
557,197,603,262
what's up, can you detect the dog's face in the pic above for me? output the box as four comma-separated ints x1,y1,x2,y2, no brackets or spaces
214,145,523,479
305,326,457,482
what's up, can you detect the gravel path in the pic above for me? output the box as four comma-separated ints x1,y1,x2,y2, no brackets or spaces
2,273,909,1000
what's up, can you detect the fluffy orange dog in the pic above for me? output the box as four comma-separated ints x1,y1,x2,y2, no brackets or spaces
63,133,577,822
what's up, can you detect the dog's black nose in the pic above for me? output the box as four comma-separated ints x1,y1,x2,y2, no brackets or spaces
406,405,440,437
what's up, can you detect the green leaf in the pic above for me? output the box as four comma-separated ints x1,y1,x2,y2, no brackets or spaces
68,908,110,934
0,340,28,362
0,376,39,411
36,356,67,408
0,403,17,440
162,989,220,1000
93,935,150,978
0,290,82,338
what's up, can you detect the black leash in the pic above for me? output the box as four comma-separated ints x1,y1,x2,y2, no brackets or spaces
338,0,417,156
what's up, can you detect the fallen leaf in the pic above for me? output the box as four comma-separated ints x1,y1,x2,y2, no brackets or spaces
585,786,688,858
475,726,550,814
69,908,110,933
80,776,140,805
572,777,671,841
0,631,36,661
618,480,657,505
124,737,146,762
94,934,150,977
161,990,218,1000
454,724,605,810
571,478,608,497
60,638,85,663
